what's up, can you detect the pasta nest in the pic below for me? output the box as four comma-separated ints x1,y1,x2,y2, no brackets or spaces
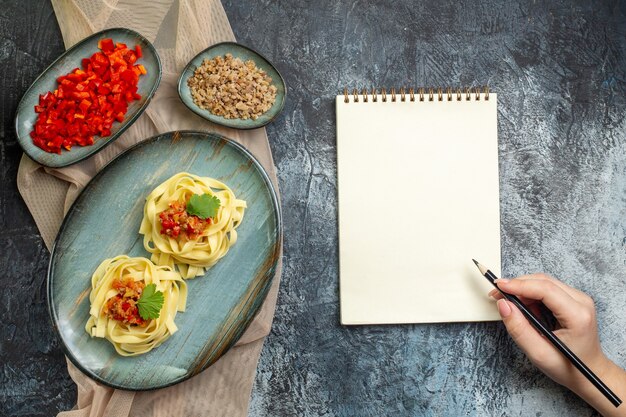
139,172,246,279
85,255,187,356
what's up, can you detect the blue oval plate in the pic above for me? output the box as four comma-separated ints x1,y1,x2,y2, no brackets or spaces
15,28,162,168
177,42,286,130
48,131,282,390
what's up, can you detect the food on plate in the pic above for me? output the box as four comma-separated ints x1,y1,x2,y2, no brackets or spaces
30,38,146,154
85,255,187,356
140,172,247,279
187,53,277,120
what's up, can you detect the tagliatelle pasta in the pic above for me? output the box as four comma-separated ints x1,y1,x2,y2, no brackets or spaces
85,255,187,356
139,172,246,279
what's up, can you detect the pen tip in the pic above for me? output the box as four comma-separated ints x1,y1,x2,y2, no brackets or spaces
472,259,479,266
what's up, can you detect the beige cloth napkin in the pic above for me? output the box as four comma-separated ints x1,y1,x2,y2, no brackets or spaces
16,1,282,416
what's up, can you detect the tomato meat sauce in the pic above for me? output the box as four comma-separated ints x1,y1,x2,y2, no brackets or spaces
159,200,211,240
104,277,148,326
30,38,146,154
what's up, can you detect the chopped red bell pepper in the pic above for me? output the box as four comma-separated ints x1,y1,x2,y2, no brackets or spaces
30,38,146,154
98,38,115,53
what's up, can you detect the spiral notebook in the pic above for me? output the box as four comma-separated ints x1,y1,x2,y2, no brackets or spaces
336,87,501,325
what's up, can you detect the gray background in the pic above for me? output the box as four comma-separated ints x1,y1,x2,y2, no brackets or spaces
1,0,625,416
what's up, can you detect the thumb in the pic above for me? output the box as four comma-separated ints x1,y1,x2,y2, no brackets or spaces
497,299,548,357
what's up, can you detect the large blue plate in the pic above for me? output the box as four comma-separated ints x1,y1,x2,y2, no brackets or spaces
48,131,282,390
15,28,162,168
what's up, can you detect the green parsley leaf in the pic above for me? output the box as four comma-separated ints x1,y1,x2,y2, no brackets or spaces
137,283,164,320
186,193,221,219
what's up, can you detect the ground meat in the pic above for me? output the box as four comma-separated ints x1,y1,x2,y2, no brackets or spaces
158,200,211,240
104,277,148,326
187,53,277,120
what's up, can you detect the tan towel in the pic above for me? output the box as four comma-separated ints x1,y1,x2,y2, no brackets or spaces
16,1,283,416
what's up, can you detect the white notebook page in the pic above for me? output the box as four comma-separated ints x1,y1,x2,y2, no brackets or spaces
336,92,501,325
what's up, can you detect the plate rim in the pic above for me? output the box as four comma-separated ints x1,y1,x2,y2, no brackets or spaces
15,27,163,168
176,41,287,130
47,130,283,390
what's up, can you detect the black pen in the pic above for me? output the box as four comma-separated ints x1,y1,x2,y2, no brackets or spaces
472,259,622,408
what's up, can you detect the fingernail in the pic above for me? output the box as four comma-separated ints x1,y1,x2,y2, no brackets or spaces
497,299,512,318
495,278,510,286
488,289,498,298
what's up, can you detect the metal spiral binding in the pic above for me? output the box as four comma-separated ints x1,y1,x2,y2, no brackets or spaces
343,86,490,103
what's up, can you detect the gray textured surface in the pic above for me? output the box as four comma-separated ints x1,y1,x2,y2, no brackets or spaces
1,0,625,416
0,1,75,416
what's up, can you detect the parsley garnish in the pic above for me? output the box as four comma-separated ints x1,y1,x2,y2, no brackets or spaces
137,284,164,320
186,193,220,219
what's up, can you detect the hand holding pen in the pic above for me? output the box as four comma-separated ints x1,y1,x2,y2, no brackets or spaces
478,266,626,416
